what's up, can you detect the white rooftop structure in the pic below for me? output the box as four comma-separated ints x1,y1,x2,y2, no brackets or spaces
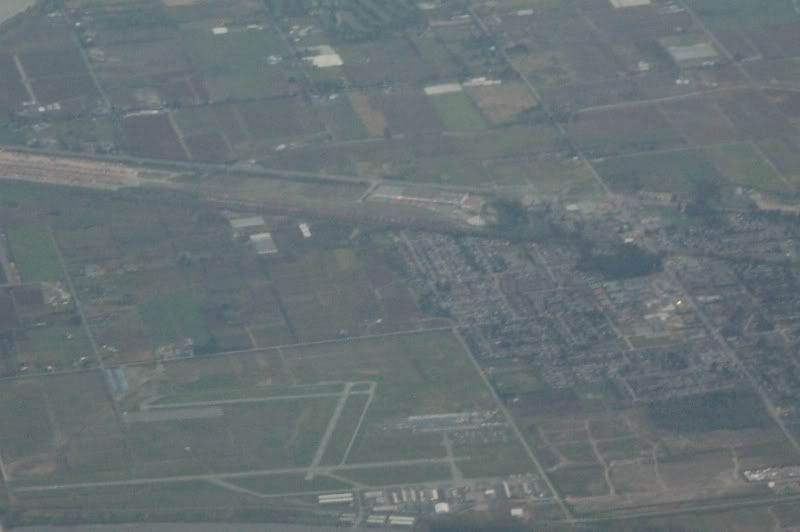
667,42,719,64
230,216,265,230
303,45,343,68
434,502,451,513
424,83,463,95
609,0,650,7
249,232,278,255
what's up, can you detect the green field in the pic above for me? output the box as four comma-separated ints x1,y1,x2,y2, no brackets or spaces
595,149,722,196
339,463,452,486
320,97,369,141
759,136,800,178
5,223,63,282
550,464,609,497
139,287,211,348
231,473,353,495
685,0,798,30
429,92,486,132
459,441,537,479
706,143,789,194
27,325,92,368
154,382,346,405
320,393,369,466
15,480,266,510
646,389,772,433
179,28,295,100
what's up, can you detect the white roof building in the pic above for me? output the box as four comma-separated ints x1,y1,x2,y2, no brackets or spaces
250,232,278,255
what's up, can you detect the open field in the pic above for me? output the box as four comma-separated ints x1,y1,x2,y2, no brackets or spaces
3,0,800,528
429,93,486,133
5,223,62,283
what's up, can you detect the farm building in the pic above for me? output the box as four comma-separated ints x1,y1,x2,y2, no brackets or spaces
249,232,278,255
609,0,650,6
666,42,719,67
230,216,266,232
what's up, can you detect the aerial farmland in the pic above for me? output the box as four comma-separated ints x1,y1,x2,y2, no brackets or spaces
1,0,800,531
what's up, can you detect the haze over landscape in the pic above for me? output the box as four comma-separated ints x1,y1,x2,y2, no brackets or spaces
1,0,800,530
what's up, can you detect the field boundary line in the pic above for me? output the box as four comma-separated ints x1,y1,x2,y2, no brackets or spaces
339,382,376,465
306,383,353,480
13,457,458,492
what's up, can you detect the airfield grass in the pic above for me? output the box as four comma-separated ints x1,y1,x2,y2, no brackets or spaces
153,382,346,405
0,380,53,461
320,393,370,466
594,505,779,532
231,473,352,495
126,398,337,476
139,287,211,348
459,441,537,479
429,92,486,132
5,223,63,283
283,330,496,463
283,330,493,416
550,464,609,497
14,480,267,510
339,463,453,486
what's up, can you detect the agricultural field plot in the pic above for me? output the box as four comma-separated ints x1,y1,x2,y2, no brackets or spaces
0,55,31,112
759,136,800,180
375,92,444,137
659,97,746,146
594,148,723,196
174,97,325,160
747,57,800,86
339,37,450,88
178,27,300,102
486,153,600,195
705,143,792,194
5,223,62,283
714,90,798,141
567,106,685,158
0,371,125,484
122,112,188,161
0,282,91,375
316,96,369,141
265,234,422,342
684,0,798,32
466,81,539,127
428,92,486,133
0,45,100,114
511,381,795,509
17,48,96,100
89,37,203,110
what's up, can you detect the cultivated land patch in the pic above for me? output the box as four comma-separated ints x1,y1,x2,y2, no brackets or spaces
179,28,298,101
467,81,538,126
429,92,486,132
594,149,722,196
348,92,387,138
5,223,62,283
